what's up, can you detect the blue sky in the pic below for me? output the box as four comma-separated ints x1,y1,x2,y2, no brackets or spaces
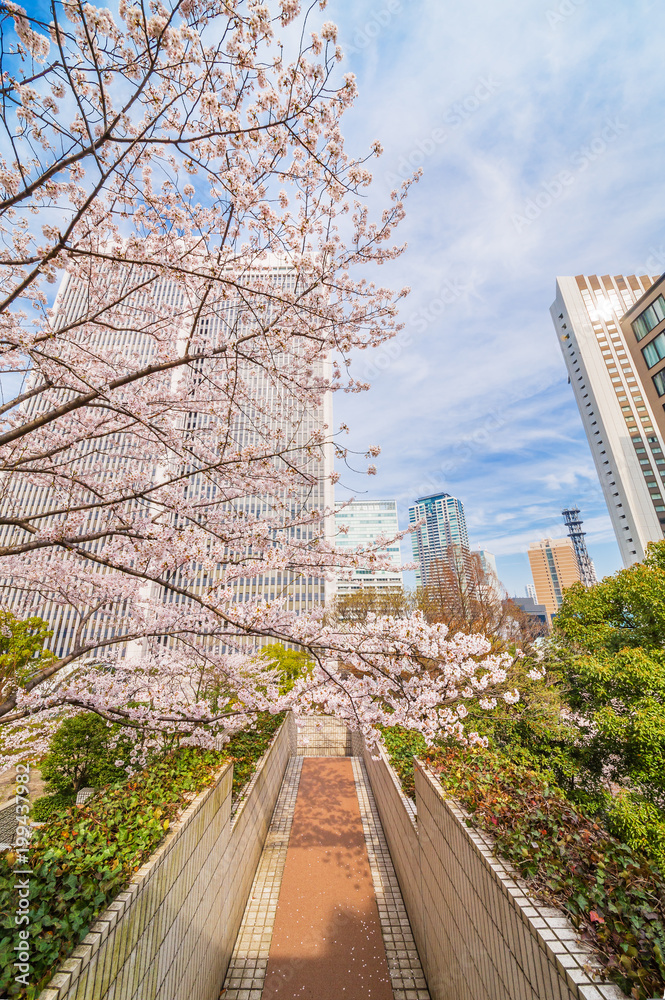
14,0,665,594
329,0,665,594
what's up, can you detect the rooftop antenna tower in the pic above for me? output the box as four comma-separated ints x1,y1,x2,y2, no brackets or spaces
562,506,597,587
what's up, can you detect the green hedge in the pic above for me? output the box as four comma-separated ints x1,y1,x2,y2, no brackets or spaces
381,726,427,798
0,713,283,999
30,792,75,823
382,728,665,1000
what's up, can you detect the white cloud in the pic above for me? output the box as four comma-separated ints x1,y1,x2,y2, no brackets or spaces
330,0,665,593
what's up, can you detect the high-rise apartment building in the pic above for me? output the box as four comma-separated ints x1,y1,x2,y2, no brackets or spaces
409,492,469,587
0,260,333,656
551,274,665,566
620,273,665,446
334,500,403,595
527,537,581,620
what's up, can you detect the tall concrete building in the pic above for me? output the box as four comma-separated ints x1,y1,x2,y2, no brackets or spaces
620,273,665,446
0,260,333,656
551,274,665,566
334,500,403,596
527,537,581,620
409,492,469,587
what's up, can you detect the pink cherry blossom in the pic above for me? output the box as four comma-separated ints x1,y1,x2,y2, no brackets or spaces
0,0,519,766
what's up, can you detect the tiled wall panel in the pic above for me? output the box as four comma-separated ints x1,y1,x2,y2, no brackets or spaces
361,744,426,967
294,714,352,755
39,719,292,1000
362,746,628,1000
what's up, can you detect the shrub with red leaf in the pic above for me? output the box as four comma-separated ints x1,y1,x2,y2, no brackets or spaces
423,746,665,1000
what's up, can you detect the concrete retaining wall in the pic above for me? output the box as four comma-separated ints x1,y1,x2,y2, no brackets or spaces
40,717,292,1000
362,746,628,1000
294,714,353,755
0,801,16,847
36,716,630,1000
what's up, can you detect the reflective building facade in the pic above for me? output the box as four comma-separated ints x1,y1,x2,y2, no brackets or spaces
408,492,469,588
334,500,403,595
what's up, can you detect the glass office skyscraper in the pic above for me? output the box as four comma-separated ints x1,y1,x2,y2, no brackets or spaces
408,492,469,587
0,259,333,656
334,500,403,595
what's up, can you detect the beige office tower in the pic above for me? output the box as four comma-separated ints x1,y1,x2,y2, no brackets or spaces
527,537,581,620
551,275,665,567
0,260,333,657
620,273,665,453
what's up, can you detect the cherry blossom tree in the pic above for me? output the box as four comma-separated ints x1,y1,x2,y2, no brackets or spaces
0,0,520,764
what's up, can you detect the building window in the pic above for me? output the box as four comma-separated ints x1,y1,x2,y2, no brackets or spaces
654,370,665,397
632,295,665,341
642,331,665,368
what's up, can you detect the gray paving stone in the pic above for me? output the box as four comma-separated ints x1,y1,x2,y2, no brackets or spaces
351,757,431,1000
221,757,303,999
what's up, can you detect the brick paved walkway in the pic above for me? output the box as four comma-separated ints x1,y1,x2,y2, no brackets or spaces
220,756,430,1000
262,757,393,999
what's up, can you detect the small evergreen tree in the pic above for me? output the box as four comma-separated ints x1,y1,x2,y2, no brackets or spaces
0,608,52,700
40,713,127,796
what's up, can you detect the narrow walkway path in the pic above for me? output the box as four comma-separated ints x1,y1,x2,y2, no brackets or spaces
263,757,392,999
222,757,304,998
221,757,430,1000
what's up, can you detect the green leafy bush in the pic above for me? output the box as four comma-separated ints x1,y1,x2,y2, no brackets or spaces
553,542,665,812
39,713,129,797
31,792,75,823
426,745,665,1000
448,655,587,789
544,541,665,871
259,643,313,694
606,792,665,875
223,713,285,799
0,713,283,998
381,726,426,798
